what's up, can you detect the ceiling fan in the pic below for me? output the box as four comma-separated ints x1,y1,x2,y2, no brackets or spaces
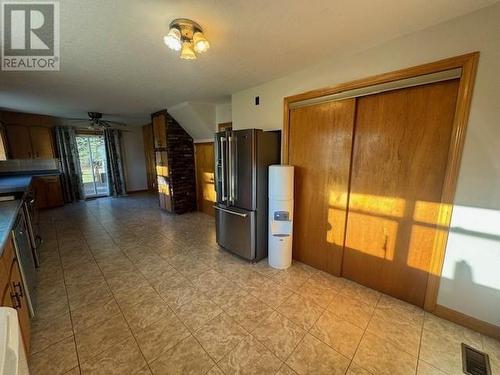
65,112,127,130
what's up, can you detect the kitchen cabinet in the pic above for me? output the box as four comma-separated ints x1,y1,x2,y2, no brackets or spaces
5,125,31,159
29,126,54,158
34,175,64,209
194,142,215,216
152,113,167,148
0,236,31,352
5,125,55,159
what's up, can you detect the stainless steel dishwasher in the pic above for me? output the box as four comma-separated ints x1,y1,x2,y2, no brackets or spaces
11,210,37,318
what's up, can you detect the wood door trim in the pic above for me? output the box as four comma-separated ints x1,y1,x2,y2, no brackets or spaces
282,52,480,312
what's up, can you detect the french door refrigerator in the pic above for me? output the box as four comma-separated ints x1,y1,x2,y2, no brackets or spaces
214,129,280,261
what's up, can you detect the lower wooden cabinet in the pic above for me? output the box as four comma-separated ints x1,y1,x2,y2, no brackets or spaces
34,175,64,209
0,236,31,352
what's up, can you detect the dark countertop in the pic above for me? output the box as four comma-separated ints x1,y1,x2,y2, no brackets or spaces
0,199,23,252
0,175,34,194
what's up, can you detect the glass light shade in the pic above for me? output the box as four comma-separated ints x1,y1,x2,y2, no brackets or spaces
163,27,181,51
180,41,196,60
193,31,210,53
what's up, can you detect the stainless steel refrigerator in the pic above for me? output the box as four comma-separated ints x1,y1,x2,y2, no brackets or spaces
214,129,280,261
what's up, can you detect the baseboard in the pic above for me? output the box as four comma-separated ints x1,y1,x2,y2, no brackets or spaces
126,189,148,194
434,304,500,340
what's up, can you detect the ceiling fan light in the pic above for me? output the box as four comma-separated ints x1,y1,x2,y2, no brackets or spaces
193,31,210,53
180,41,197,60
164,27,181,51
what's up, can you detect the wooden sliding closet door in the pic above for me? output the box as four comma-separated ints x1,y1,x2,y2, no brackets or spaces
289,99,355,275
342,79,460,306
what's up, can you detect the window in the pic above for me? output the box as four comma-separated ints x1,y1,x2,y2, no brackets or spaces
76,134,109,198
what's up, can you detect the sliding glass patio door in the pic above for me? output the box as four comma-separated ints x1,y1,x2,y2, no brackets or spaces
76,134,109,198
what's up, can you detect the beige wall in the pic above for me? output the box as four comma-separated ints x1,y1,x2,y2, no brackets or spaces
216,102,232,125
122,127,148,192
232,3,500,325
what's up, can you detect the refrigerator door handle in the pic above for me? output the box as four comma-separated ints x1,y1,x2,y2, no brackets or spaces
213,205,248,218
228,135,235,203
220,137,227,201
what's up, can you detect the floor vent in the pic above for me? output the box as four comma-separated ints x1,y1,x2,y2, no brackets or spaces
462,343,491,375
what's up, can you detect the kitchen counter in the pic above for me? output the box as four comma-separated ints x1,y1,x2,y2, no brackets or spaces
0,176,33,195
0,171,59,254
0,199,23,253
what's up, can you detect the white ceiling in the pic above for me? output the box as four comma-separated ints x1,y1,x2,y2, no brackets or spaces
0,0,497,125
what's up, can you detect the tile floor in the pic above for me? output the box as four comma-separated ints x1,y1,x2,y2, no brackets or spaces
30,194,499,375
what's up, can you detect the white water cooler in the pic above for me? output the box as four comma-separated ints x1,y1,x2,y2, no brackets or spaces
268,165,294,269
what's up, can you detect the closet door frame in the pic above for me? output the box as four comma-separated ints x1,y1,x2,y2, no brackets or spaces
282,52,479,312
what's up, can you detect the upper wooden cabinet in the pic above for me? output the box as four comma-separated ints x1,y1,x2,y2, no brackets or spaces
152,112,167,149
5,125,55,159
5,125,32,158
29,126,54,158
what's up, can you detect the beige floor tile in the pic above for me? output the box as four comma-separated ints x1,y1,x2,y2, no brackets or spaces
135,314,190,362
218,335,282,375
327,292,374,329
251,258,281,278
353,332,417,375
286,333,350,375
158,279,199,310
252,311,306,361
113,284,160,310
80,337,147,375
149,335,215,375
423,313,483,348
308,271,345,291
171,258,211,279
482,335,500,373
224,293,274,333
250,279,294,308
121,294,174,333
276,364,298,374
31,195,494,375
36,286,70,320
339,280,381,308
191,269,232,294
29,336,79,375
483,334,500,360
419,327,464,374
75,314,133,363
366,309,422,356
296,279,336,308
68,283,113,312
206,365,224,375
346,364,373,375
233,269,270,293
204,282,248,309
277,293,324,330
173,293,222,331
106,272,149,295
70,297,121,333
416,360,447,375
134,366,153,375
376,294,424,326
273,267,310,290
194,313,247,361
30,311,73,354
63,367,81,375
310,310,364,359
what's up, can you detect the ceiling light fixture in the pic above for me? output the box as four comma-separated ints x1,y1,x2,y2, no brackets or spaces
164,18,210,60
